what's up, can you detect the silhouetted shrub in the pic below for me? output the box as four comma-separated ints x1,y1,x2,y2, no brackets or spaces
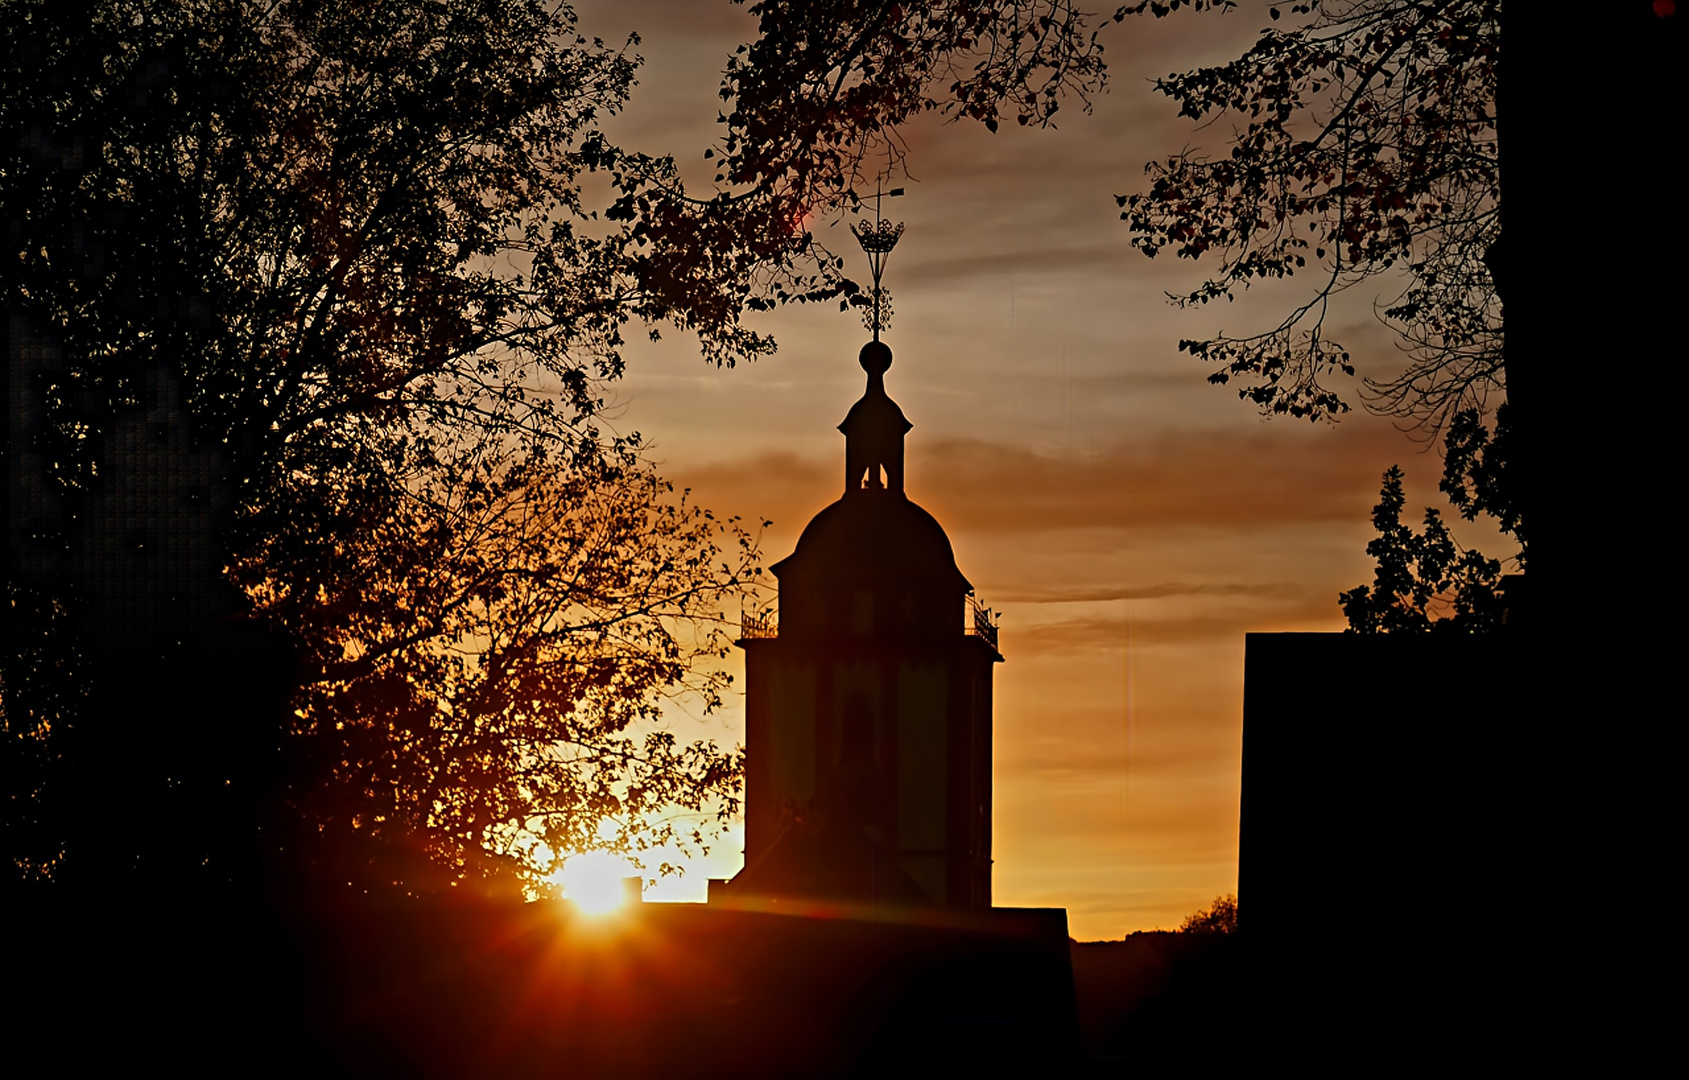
1178,893,1237,935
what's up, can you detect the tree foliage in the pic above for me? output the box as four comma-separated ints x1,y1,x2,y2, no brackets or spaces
1,586,85,882
243,442,759,879
713,0,1113,323
1339,461,1506,632
6,0,789,486
2,0,797,884
1440,402,1520,551
1178,893,1238,934
1118,0,1501,427
721,0,1111,168
1340,402,1521,632
717,1,1502,430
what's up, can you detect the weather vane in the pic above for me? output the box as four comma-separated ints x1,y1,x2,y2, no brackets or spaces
849,185,905,342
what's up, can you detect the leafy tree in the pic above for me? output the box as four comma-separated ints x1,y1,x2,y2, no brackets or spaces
719,0,1110,177
1116,0,1500,429
1179,893,1238,934
1339,463,1506,633
1099,1,1518,627
1439,401,1520,550
718,0,1499,429
1340,401,1521,632
247,442,760,884
2,0,808,887
710,0,1115,328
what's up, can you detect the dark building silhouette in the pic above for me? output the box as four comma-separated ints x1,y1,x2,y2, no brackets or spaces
1236,631,1527,1063
723,339,1002,909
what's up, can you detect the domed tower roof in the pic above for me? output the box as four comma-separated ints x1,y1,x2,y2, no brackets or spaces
769,341,968,594
773,490,970,593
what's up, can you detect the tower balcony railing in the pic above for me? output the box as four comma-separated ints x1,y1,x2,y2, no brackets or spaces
965,594,999,650
743,602,998,645
741,610,778,640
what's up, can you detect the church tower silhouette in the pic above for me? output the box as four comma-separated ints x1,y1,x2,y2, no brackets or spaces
728,339,1002,908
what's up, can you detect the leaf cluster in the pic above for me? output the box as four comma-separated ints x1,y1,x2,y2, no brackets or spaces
1118,0,1500,427
1440,401,1521,560
1339,403,1522,632
714,0,1113,293
1339,462,1505,633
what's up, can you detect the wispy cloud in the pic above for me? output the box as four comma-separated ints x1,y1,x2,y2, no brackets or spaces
678,422,1423,537
1003,596,1340,655
998,581,1303,604
914,426,1422,532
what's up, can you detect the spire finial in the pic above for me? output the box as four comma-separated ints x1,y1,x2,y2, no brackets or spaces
840,340,910,494
850,185,905,342
859,340,891,376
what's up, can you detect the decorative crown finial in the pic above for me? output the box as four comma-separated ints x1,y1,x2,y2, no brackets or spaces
849,185,905,342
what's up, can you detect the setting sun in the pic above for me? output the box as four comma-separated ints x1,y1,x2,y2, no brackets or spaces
558,852,637,915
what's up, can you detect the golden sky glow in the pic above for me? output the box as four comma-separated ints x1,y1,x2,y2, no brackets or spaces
571,2,1507,938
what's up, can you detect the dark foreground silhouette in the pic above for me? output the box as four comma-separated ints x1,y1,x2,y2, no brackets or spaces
15,853,1260,1078
16,877,1079,1077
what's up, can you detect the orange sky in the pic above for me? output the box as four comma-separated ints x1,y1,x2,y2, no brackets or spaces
570,1,1506,938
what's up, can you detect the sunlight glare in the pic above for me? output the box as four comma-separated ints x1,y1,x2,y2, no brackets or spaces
559,851,635,915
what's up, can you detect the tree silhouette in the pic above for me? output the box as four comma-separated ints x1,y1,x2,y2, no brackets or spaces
706,0,1113,329
1099,1,1518,629
1339,401,1523,632
1439,402,1521,553
717,1,1499,430
1339,464,1507,633
1178,893,1238,934
2,0,819,889
1116,0,1500,430
248,441,760,882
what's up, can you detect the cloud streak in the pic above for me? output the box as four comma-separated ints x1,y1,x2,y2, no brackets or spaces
997,581,1303,604
679,421,1424,537
1003,595,1339,655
